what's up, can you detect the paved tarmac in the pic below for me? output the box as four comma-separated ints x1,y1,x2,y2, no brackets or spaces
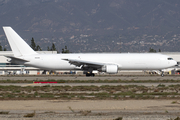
0,75,180,87
0,75,180,81
0,82,180,87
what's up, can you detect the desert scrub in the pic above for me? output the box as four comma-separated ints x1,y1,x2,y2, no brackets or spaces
24,111,35,117
40,94,54,98
0,111,9,114
157,84,166,87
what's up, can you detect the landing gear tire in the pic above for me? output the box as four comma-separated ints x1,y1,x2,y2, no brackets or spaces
86,73,95,77
86,73,90,77
92,73,95,77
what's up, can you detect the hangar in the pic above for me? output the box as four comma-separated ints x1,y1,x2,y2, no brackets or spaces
0,51,179,75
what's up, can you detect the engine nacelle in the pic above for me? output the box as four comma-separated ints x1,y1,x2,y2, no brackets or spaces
7,58,12,62
101,65,118,74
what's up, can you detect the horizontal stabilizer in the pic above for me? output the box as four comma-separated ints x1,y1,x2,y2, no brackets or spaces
5,56,29,62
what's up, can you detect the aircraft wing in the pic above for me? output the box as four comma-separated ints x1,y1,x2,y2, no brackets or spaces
5,56,29,62
62,58,105,68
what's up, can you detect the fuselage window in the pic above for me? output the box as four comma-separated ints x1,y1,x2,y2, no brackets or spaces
168,58,173,60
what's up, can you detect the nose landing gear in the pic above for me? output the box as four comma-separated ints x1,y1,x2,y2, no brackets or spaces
161,71,164,77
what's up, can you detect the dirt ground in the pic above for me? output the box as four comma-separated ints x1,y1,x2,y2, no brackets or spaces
0,100,180,120
0,100,179,111
0,75,180,119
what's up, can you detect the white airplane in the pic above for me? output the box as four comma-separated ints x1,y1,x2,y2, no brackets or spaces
3,27,177,76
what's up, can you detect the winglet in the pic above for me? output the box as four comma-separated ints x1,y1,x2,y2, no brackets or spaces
3,27,38,57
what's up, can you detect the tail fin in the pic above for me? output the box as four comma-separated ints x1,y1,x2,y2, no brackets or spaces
3,27,38,57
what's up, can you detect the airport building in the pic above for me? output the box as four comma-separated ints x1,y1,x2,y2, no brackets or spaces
0,51,179,75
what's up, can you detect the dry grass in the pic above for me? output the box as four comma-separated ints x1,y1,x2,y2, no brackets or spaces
23,111,35,117
0,111,9,114
0,80,180,100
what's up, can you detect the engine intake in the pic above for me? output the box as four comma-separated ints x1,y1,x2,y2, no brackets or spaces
101,65,118,74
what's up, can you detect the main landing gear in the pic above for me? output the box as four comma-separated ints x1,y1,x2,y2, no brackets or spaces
86,72,95,77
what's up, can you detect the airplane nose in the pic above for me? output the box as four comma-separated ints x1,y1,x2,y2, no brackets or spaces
174,61,178,66
170,60,177,66
176,61,179,66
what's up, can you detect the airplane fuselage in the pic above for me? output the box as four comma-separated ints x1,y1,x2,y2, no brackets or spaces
3,27,177,76
15,53,177,71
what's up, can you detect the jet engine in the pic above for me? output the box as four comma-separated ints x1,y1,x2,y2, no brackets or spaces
101,65,118,74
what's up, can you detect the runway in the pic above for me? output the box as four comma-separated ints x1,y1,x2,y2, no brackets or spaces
0,82,180,87
0,75,180,87
0,75,180,81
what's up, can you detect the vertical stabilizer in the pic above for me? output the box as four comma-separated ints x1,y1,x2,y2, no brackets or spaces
3,27,37,57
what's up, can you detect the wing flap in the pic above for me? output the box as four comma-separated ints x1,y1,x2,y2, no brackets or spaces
62,58,104,68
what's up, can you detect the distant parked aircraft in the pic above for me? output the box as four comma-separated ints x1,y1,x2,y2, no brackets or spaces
3,27,177,76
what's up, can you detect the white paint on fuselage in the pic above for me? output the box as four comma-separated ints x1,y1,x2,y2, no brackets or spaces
20,53,177,70
3,27,177,74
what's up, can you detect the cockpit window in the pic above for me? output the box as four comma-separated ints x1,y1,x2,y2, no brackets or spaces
168,58,173,60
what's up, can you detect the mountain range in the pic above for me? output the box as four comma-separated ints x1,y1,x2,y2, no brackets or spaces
0,0,180,52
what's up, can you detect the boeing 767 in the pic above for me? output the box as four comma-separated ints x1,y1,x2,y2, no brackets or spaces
3,27,177,76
